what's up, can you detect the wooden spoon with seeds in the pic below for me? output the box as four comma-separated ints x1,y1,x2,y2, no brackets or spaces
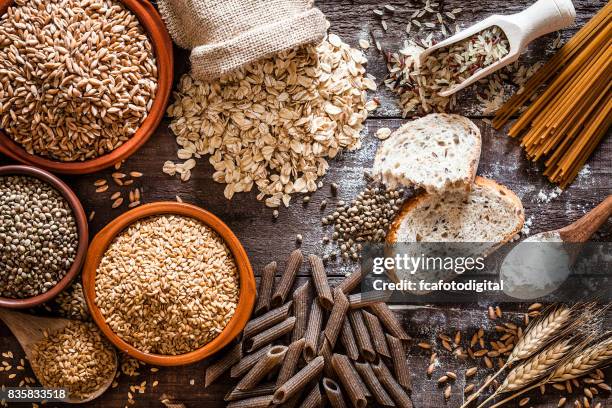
0,309,117,403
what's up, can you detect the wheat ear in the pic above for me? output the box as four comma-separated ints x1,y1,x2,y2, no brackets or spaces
549,334,612,382
459,305,571,408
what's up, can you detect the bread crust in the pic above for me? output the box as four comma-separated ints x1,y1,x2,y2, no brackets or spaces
386,176,525,245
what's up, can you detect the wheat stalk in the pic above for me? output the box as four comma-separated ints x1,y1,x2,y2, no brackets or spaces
460,305,572,408
549,334,612,382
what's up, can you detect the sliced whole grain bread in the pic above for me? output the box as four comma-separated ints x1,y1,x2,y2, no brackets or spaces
387,176,524,247
373,113,481,193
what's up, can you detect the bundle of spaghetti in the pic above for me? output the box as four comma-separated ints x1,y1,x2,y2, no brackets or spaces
492,3,612,188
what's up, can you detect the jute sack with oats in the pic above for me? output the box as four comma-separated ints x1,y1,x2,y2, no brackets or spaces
157,0,329,80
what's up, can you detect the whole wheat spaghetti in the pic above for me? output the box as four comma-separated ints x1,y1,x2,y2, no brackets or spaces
493,3,612,188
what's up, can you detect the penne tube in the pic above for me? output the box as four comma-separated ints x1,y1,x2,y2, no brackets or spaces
225,383,277,401
227,395,274,408
371,360,414,408
272,356,324,404
369,303,411,341
236,345,287,390
255,261,277,315
354,362,395,407
244,301,292,339
323,287,349,348
245,316,295,352
205,342,242,387
331,353,369,408
322,377,348,408
348,291,392,309
340,319,360,361
362,310,391,358
348,310,376,362
271,249,303,307
299,383,322,408
303,299,323,361
317,337,335,377
276,338,306,386
308,254,333,309
386,334,412,392
291,281,311,341
336,266,366,294
231,344,272,378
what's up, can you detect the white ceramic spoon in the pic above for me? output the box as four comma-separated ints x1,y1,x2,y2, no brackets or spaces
418,0,575,97
0,309,117,404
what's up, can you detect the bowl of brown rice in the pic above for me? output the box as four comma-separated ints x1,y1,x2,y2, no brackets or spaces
82,202,256,366
0,0,173,174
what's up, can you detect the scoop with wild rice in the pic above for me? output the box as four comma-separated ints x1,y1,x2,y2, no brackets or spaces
0,0,158,161
95,215,239,355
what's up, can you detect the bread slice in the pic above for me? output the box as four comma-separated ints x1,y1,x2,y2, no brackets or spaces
373,113,481,193
387,176,524,246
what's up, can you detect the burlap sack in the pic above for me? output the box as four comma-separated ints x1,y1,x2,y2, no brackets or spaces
157,0,329,81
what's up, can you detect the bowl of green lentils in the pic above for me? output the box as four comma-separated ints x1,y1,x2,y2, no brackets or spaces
0,165,88,308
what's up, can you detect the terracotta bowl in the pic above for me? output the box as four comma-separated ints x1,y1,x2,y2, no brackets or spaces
0,0,173,174
0,165,89,309
82,202,256,366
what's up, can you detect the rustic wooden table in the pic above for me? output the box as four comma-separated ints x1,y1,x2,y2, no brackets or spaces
1,0,610,407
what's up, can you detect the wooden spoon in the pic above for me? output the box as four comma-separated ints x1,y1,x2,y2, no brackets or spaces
557,195,612,242
0,309,117,404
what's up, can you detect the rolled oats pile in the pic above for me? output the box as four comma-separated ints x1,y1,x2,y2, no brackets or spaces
386,26,509,116
0,0,158,161
95,215,239,355
30,321,116,399
164,34,377,208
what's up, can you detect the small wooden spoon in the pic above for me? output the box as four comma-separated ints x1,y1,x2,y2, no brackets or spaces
0,309,117,404
557,195,612,243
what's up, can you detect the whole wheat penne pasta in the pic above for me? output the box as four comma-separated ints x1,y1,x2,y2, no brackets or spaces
331,354,369,408
299,383,322,408
271,249,303,307
317,337,335,377
236,345,288,390
386,334,412,392
303,299,323,361
336,266,366,294
205,342,242,387
371,360,414,408
255,261,277,315
225,383,277,401
362,310,391,358
244,301,293,339
276,338,306,386
323,287,349,348
231,344,272,378
348,291,392,309
226,395,274,408
291,281,311,341
272,356,324,404
348,310,376,362
308,254,333,309
354,362,395,407
340,319,360,361
245,316,296,352
369,303,411,341
322,377,348,408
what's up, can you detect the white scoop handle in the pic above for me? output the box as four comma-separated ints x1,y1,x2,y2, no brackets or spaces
420,0,575,97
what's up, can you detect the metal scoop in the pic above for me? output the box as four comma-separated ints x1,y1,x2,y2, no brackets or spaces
418,0,576,97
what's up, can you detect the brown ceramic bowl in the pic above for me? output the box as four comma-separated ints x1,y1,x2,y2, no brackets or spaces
0,0,173,174
0,165,89,308
82,202,256,366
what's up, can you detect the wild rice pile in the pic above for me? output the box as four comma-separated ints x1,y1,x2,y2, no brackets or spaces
0,0,158,161
386,26,509,116
95,215,239,355
30,321,116,399
164,34,377,208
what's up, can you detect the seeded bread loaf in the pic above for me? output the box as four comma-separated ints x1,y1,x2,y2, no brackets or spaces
387,176,524,247
373,113,481,193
